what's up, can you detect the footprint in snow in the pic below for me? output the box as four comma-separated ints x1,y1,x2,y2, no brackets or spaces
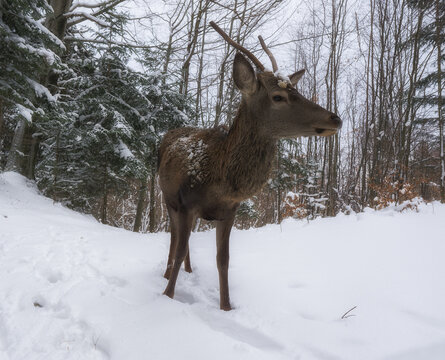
85,264,127,287
196,310,284,352
35,266,66,284
32,296,71,319
173,289,197,305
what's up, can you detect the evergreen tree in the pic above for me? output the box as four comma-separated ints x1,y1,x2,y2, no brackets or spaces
281,151,327,221
0,0,63,171
236,199,258,229
36,38,190,222
409,0,444,200
300,159,328,219
410,1,444,108
269,140,305,223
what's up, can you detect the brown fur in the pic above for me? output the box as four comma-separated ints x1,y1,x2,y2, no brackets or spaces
158,53,341,310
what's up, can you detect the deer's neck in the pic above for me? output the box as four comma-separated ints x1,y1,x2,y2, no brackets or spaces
221,100,276,199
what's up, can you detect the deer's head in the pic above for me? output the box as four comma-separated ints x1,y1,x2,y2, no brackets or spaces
211,22,342,138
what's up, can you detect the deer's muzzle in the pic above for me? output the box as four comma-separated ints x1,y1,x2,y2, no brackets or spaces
314,115,342,136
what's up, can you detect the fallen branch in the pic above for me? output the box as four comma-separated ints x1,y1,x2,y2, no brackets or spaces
341,306,357,319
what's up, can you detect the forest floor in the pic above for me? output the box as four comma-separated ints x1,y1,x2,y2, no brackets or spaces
1,171,445,360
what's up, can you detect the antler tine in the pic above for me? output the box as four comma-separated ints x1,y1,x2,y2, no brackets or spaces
258,35,278,73
210,21,265,72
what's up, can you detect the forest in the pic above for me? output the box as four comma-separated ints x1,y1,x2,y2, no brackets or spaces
1,0,444,232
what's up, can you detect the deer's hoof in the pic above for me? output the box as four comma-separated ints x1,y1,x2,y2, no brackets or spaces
220,303,232,311
163,268,172,280
184,265,192,273
163,289,174,299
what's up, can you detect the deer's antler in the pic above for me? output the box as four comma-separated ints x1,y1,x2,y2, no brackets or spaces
258,35,278,73
209,21,265,72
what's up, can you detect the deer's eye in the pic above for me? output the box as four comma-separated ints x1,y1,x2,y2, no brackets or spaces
272,95,284,102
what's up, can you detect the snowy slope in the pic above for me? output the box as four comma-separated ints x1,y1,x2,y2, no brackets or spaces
0,172,445,360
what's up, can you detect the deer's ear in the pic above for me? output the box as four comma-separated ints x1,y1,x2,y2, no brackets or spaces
289,69,305,86
233,53,256,94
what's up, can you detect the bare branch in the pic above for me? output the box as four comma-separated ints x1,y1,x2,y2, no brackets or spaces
64,36,155,49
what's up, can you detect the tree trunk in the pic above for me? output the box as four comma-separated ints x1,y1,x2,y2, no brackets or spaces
437,0,444,203
44,0,72,91
101,163,108,224
148,169,156,232
399,6,423,184
0,99,4,139
0,99,4,161
51,130,60,200
214,2,238,127
133,179,148,232
277,143,282,224
26,132,41,180
45,0,72,40
179,0,208,96
5,118,27,173
101,188,108,225
194,8,208,126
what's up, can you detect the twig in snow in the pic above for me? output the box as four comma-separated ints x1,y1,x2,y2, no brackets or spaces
92,333,102,350
341,306,357,319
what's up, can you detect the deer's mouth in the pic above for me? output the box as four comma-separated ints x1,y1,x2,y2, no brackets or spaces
314,128,338,136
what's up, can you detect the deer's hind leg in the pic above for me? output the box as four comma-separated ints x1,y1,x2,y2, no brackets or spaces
183,217,195,273
163,205,177,279
164,205,192,280
163,207,194,299
184,248,192,273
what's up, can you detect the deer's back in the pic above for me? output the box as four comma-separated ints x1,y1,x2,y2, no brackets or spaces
158,126,237,218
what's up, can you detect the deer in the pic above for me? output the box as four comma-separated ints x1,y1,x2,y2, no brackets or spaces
158,21,342,311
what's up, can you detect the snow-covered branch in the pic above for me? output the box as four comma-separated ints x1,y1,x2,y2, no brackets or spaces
69,1,110,12
63,36,156,49
65,0,126,28
65,11,109,28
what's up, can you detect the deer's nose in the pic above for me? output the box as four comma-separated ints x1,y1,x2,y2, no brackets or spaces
331,115,342,128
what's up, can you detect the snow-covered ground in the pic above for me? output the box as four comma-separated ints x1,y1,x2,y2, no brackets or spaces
0,172,444,360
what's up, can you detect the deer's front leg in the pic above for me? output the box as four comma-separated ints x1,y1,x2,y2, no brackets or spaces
216,214,235,311
163,208,193,299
